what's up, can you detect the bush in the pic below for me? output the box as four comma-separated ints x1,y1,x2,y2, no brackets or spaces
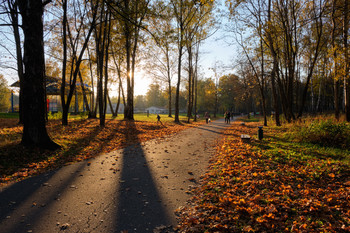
48,111,63,120
290,119,350,149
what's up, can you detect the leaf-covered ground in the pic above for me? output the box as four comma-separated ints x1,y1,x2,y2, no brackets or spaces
0,118,202,186
177,121,350,232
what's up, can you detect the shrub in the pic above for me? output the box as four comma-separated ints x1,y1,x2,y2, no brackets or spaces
48,111,63,120
289,119,350,149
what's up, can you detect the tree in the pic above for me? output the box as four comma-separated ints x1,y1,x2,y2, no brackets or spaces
196,78,216,114
218,74,244,113
146,83,166,107
145,1,177,117
170,0,199,123
0,74,10,112
134,94,146,110
343,0,350,121
297,0,327,118
93,3,112,126
0,0,24,122
184,0,215,123
331,0,341,120
227,0,281,125
18,0,60,149
108,0,151,120
60,0,99,125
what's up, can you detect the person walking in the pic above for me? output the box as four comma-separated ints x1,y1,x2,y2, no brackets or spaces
226,111,231,124
157,114,163,126
205,112,210,124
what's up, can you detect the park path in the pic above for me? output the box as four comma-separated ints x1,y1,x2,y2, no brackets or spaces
0,118,231,233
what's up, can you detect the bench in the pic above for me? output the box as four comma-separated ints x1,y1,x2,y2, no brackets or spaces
241,134,251,142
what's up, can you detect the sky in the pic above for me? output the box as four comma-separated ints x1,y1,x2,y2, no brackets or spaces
133,34,237,96
133,11,238,96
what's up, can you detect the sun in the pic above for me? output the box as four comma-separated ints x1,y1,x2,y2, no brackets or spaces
108,69,151,98
134,70,151,96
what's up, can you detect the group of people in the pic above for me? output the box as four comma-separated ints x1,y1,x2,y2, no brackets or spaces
204,111,232,124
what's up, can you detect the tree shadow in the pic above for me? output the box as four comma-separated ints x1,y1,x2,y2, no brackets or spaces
0,119,131,182
114,120,173,232
0,120,107,179
0,160,89,233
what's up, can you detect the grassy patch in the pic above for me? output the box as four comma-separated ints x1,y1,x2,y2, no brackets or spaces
177,118,350,232
0,113,19,119
285,119,350,150
238,115,260,122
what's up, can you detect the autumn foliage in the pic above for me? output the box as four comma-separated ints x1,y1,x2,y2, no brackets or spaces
0,118,201,186
177,121,350,232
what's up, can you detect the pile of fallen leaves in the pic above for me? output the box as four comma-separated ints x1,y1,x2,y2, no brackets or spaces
0,118,202,186
177,121,350,232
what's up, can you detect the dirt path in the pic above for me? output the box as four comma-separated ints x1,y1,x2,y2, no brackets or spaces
0,118,231,233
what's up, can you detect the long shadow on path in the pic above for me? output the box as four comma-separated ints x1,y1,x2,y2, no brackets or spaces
114,121,173,232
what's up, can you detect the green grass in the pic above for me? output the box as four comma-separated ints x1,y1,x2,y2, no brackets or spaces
286,119,350,149
238,115,260,122
1,112,204,123
0,113,19,119
252,119,350,166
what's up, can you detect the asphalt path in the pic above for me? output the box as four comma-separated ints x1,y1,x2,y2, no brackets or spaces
0,118,231,233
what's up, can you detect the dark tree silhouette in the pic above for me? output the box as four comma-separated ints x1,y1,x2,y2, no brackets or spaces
18,0,60,150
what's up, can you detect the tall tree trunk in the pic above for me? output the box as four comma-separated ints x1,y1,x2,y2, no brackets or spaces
96,6,106,126
87,46,96,118
267,0,281,126
61,0,68,125
193,41,199,122
112,52,126,116
187,45,193,123
115,84,121,117
174,0,184,124
260,36,267,126
78,71,91,113
108,93,115,116
175,44,182,123
61,0,98,125
7,0,24,124
166,47,172,117
102,11,112,124
18,0,60,150
298,5,323,118
168,82,172,117
344,0,350,121
124,9,133,120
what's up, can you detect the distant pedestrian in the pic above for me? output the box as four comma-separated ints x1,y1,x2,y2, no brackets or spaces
205,112,210,124
226,111,231,124
157,114,163,126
